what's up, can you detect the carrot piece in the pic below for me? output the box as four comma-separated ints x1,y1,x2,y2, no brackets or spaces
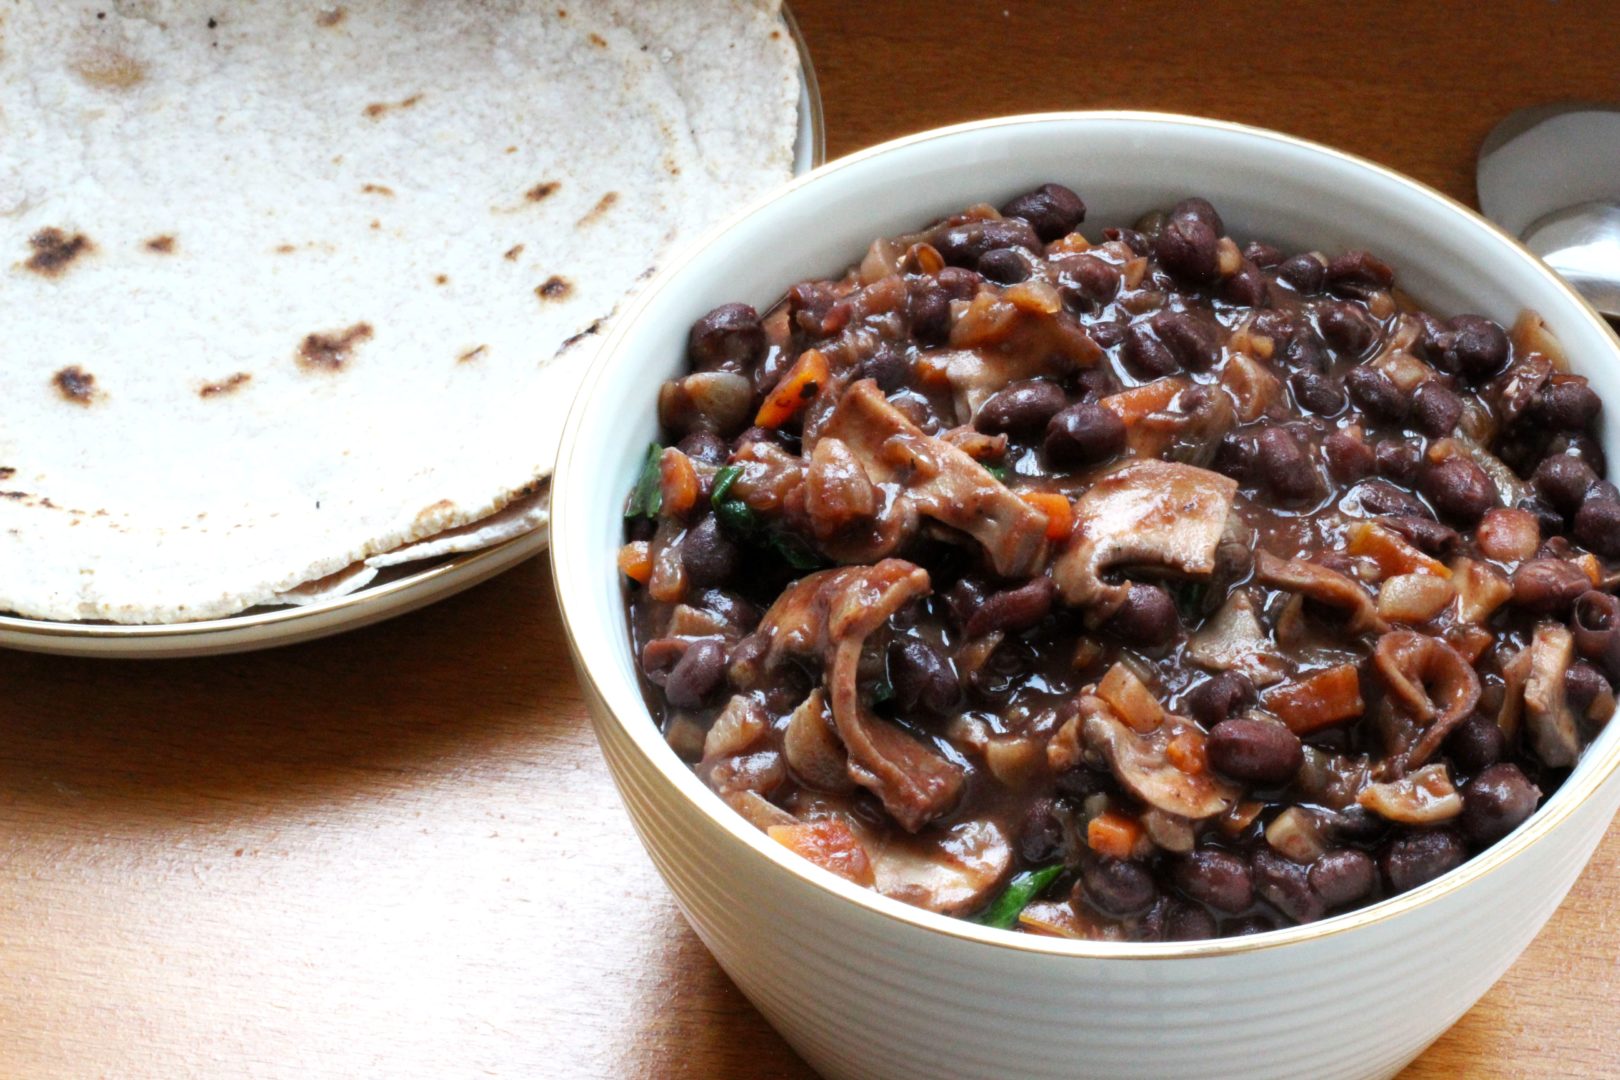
767,820,876,887
1099,378,1185,426
755,347,830,428
1020,491,1074,542
658,448,700,517
1346,521,1451,579
617,541,652,584
1087,811,1142,861
1264,664,1365,734
1165,731,1209,776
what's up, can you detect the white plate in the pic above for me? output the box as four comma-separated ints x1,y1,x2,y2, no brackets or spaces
0,7,823,659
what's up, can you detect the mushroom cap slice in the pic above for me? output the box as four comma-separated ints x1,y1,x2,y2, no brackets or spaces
1052,460,1238,619
820,379,1049,577
1080,696,1240,820
1525,623,1581,767
1371,630,1482,770
1185,589,1288,687
1255,551,1388,636
869,819,1012,916
1357,763,1464,824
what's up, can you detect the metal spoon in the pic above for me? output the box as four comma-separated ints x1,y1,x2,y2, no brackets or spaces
1477,102,1620,321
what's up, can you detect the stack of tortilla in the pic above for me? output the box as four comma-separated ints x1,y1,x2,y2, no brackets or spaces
0,0,801,623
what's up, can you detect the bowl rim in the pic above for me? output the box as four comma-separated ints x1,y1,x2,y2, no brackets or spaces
552,110,1620,960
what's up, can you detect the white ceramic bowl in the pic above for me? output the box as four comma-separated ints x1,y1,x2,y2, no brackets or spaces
552,113,1620,1080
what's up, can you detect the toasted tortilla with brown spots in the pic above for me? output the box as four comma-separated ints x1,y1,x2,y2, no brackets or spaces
1,0,798,623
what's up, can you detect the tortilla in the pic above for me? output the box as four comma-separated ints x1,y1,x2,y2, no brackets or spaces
0,0,799,623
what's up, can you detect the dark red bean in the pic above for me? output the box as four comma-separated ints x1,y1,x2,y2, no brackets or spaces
1355,478,1430,518
964,577,1056,639
1411,382,1464,436
1565,661,1611,715
1001,183,1086,242
1044,401,1126,467
1159,900,1218,942
688,303,765,371
1105,583,1180,647
1079,858,1157,917
1530,380,1602,431
907,268,980,343
1222,260,1270,307
665,638,726,708
681,515,740,587
1290,371,1345,416
1510,559,1591,615
1325,249,1395,291
1121,321,1180,377
1380,829,1467,894
1345,367,1407,421
976,379,1067,438
1257,426,1319,502
1575,498,1620,557
1074,365,1118,400
1207,717,1304,785
1154,216,1220,283
1183,672,1258,727
888,637,960,715
1383,515,1460,556
1151,310,1222,370
692,589,759,633
1420,457,1497,526
1532,455,1598,514
1373,441,1423,486
1277,253,1326,293
1105,226,1151,256
1252,309,1299,341
1212,431,1260,484
1436,315,1510,381
1323,430,1376,483
932,218,1041,267
1317,301,1382,356
977,247,1029,284
677,431,729,466
1281,327,1328,372
1054,253,1121,308
1086,319,1126,351
1459,764,1541,846
1243,241,1284,268
1017,798,1065,863
1308,849,1376,908
1445,713,1506,773
1252,848,1327,923
1168,197,1224,235
1174,849,1254,913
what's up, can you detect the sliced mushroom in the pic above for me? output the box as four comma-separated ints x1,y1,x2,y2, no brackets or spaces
821,379,1049,577
1140,809,1197,854
782,689,854,793
1524,623,1580,767
724,789,799,830
1357,763,1463,824
869,819,1012,916
1254,551,1387,635
804,436,877,541
736,560,965,831
1185,590,1288,686
1496,644,1533,742
1371,631,1482,770
1080,696,1240,820
1052,459,1238,621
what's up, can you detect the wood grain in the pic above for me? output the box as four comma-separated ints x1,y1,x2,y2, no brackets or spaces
4,2,1619,1077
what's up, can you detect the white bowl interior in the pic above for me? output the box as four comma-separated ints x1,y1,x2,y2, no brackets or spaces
553,113,1620,952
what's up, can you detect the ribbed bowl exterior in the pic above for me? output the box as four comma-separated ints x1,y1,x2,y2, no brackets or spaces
553,115,1620,1080
588,678,1619,1080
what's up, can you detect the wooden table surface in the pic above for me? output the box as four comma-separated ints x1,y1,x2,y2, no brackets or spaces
5,2,1620,1077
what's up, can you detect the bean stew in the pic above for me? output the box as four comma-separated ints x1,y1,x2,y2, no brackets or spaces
619,184,1616,941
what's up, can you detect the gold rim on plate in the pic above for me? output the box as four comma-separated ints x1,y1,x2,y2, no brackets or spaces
552,110,1620,960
